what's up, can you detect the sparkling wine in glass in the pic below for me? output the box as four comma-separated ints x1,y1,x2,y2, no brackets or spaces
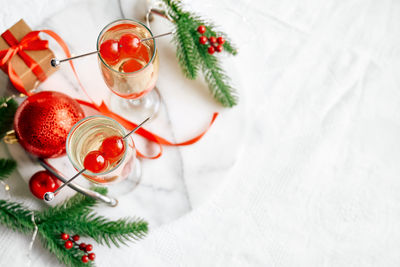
66,115,140,193
97,19,160,121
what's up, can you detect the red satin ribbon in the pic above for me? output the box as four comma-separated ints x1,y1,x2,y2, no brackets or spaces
5,28,218,159
0,30,49,95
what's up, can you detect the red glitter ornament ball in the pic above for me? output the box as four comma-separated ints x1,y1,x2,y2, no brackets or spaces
14,91,85,158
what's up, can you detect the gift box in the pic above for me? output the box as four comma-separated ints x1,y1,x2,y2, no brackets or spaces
0,19,57,93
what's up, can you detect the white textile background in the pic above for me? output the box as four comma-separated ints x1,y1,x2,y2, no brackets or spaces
2,0,400,266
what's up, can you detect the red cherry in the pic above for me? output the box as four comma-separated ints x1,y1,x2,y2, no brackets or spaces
207,46,215,54
99,39,120,65
82,255,89,263
208,36,217,44
83,151,108,173
29,171,61,200
100,136,125,162
88,253,96,261
79,243,86,250
215,45,223,53
61,233,69,240
64,241,73,250
121,59,144,73
197,25,206,34
119,34,141,56
85,244,93,252
72,235,80,242
199,36,208,45
217,36,225,45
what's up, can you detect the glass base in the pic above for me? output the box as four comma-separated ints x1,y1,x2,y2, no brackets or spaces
107,156,142,196
110,87,161,122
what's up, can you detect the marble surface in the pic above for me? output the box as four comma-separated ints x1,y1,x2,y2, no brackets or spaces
3,0,400,266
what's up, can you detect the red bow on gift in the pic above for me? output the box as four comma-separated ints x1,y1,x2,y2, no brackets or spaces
0,30,49,95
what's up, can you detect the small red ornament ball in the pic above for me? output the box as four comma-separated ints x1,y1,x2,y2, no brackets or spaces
215,45,223,53
64,241,73,250
85,244,93,252
99,39,120,65
14,91,85,158
100,136,125,162
208,46,215,54
61,233,69,241
199,36,208,45
83,151,108,173
79,243,86,251
72,235,80,242
208,36,217,44
29,171,61,199
88,253,96,261
197,25,206,34
217,36,225,45
81,255,89,263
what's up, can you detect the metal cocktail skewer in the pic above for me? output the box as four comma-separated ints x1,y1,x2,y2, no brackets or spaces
43,117,151,202
50,32,172,67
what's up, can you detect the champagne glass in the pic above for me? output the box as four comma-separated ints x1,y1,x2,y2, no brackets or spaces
97,19,160,121
66,115,141,194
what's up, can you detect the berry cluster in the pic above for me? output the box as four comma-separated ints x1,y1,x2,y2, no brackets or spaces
83,135,125,173
197,25,225,55
61,233,96,263
99,34,149,72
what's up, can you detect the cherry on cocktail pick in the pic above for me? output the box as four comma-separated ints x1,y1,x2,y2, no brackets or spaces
43,117,150,202
50,32,172,67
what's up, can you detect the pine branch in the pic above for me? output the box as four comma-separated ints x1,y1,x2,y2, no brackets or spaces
38,187,106,223
172,14,201,79
0,97,18,139
53,214,148,248
162,0,238,107
0,158,17,181
0,200,34,234
39,227,93,267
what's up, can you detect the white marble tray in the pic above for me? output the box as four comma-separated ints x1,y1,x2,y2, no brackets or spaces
4,0,245,227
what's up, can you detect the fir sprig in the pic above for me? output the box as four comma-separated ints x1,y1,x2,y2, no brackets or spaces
0,158,17,181
0,96,18,139
0,187,148,267
162,0,238,107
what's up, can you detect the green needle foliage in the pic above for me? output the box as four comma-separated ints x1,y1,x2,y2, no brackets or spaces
0,96,18,139
0,158,17,181
162,0,238,107
0,187,148,267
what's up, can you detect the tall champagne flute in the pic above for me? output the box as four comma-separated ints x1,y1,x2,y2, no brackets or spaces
66,115,141,194
97,19,160,121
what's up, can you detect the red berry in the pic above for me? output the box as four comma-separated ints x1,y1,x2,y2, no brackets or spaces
119,34,141,56
85,244,93,252
83,151,108,173
88,253,96,261
207,46,215,54
79,243,86,250
199,36,208,45
64,241,73,250
197,25,206,34
215,45,223,53
72,235,80,242
209,36,217,44
61,233,69,240
217,36,225,45
99,39,120,65
100,136,125,162
82,255,89,263
29,171,61,200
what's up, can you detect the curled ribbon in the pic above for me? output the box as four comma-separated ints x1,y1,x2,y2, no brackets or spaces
0,30,49,95
3,29,218,158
